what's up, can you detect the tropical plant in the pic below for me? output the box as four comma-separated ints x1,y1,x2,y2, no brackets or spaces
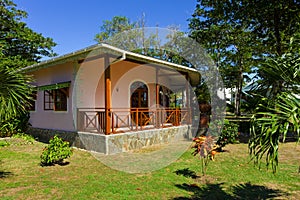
0,111,31,137
40,135,73,166
249,92,300,173
0,67,34,137
250,50,300,101
192,135,218,175
249,37,299,172
216,119,239,149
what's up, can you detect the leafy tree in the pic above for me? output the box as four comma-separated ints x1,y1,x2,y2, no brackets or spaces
188,0,300,115
94,16,136,43
245,2,300,171
237,0,300,57
0,0,56,135
189,1,256,116
1,0,56,68
95,15,162,57
94,16,195,67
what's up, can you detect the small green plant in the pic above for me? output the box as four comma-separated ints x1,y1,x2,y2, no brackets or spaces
12,133,35,144
40,135,72,166
216,119,239,149
0,140,10,147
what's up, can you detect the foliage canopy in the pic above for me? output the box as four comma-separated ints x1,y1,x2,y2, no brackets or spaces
0,0,56,135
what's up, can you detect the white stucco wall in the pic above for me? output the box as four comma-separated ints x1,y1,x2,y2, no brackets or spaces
75,58,105,108
29,62,75,131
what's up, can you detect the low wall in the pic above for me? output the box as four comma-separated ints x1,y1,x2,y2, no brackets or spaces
104,125,192,154
26,127,85,149
27,125,193,155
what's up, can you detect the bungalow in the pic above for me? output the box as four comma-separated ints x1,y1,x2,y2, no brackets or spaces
24,43,201,154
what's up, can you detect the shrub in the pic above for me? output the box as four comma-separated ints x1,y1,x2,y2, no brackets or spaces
216,119,239,149
40,135,72,166
0,112,30,137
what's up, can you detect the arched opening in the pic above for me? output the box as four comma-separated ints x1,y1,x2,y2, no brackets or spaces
130,81,149,126
130,81,148,108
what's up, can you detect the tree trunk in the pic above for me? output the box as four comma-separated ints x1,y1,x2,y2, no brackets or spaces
235,64,243,116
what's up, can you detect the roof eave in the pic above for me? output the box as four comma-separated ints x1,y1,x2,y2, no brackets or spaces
22,43,200,85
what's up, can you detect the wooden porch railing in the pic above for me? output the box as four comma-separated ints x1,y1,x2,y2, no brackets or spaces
77,107,191,134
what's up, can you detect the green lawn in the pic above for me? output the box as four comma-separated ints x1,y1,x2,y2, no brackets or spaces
0,137,299,199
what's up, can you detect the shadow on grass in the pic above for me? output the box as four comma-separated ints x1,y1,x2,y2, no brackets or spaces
40,161,70,167
173,183,231,200
57,161,70,166
173,182,287,200
174,168,200,179
232,182,287,200
0,171,13,178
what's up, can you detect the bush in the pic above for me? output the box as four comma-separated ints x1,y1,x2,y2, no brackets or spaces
0,112,30,137
40,135,72,166
216,119,239,149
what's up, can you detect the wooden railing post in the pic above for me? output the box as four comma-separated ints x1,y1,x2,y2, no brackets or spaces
111,110,114,133
77,108,82,131
176,108,179,126
156,109,160,128
135,108,139,130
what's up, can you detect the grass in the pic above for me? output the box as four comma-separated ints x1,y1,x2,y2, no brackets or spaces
0,137,299,199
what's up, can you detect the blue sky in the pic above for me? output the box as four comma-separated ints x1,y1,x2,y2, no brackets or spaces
14,0,197,56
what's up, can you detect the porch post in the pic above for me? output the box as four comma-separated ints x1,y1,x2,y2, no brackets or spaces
185,73,191,124
185,73,190,108
104,54,111,135
155,68,160,128
155,68,160,106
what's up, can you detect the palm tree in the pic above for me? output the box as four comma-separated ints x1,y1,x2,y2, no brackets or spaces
249,93,299,172
0,66,34,135
249,49,300,173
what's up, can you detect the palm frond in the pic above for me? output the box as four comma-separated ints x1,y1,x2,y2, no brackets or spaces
0,67,34,122
249,93,300,173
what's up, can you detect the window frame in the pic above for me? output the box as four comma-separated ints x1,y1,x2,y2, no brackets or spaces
44,88,68,111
